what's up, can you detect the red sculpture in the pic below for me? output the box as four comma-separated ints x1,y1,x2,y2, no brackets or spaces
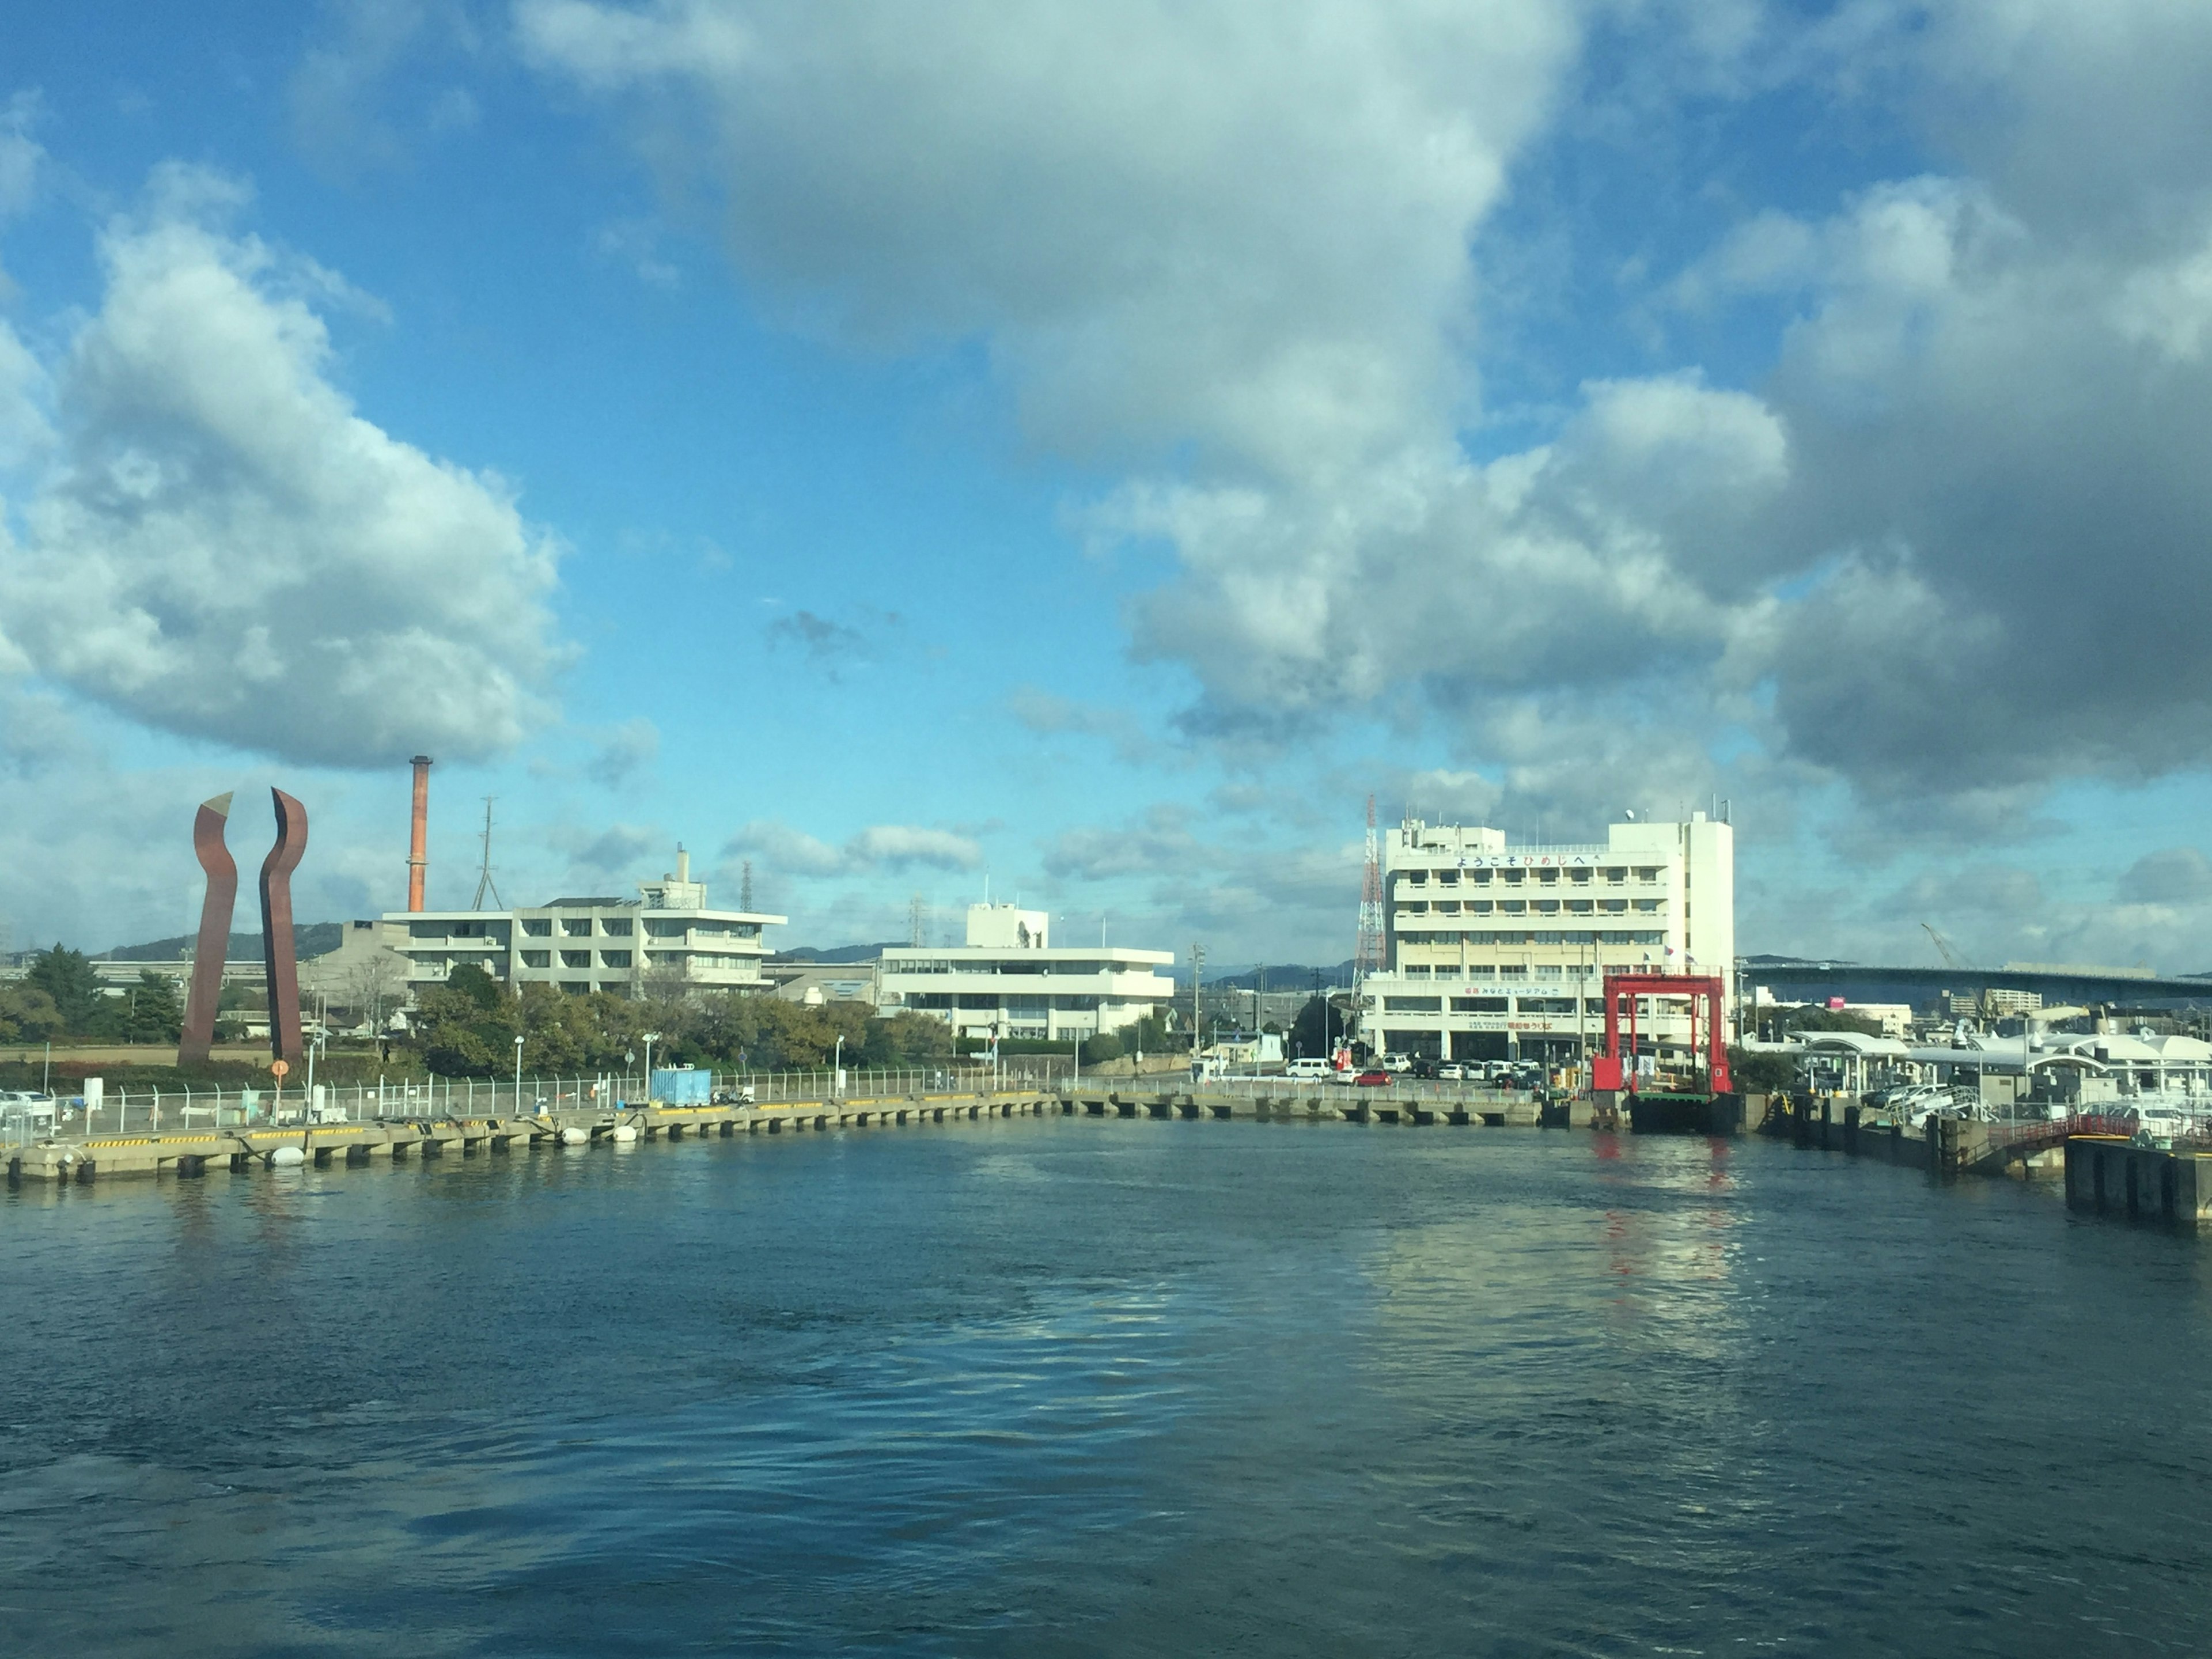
259,789,309,1067
175,787,310,1069
177,793,237,1066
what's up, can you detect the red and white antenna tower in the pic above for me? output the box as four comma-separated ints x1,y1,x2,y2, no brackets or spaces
1355,794,1384,980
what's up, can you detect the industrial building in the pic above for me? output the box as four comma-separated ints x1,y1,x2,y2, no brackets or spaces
878,903,1175,1043
1358,814,1734,1065
382,849,786,998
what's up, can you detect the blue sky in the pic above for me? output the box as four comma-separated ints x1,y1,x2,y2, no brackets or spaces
6,2,2212,976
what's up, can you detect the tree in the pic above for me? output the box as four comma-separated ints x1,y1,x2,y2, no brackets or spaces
121,971,182,1044
1290,995,1339,1059
0,983,63,1044
25,945,104,1032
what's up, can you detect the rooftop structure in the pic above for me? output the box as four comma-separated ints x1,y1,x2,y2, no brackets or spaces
878,903,1175,1043
383,847,786,998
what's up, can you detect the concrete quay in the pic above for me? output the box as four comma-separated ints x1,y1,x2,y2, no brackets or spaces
5,1084,1573,1184
1760,1094,2212,1232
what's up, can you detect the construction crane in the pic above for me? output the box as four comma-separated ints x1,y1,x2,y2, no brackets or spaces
1921,921,1968,971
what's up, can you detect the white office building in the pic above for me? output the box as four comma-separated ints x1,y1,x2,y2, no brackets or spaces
384,849,786,998
878,903,1175,1042
1359,815,1734,1065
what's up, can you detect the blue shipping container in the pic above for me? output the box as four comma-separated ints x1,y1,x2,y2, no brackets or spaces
652,1067,711,1105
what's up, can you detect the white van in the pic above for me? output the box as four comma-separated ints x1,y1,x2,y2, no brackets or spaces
1285,1058,1335,1081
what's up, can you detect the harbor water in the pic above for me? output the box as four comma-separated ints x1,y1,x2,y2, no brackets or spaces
2,1119,2209,1655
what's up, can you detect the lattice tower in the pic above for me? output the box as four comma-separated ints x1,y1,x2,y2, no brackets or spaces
1355,794,1384,980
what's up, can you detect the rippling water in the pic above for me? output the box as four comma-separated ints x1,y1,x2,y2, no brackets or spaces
4,1119,2210,1656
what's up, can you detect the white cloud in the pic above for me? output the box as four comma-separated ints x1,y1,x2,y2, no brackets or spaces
723,818,982,878
517,0,1581,475
0,166,567,767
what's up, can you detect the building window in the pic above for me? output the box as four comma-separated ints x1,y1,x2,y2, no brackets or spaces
1536,965,1565,978
561,950,591,968
522,919,552,937
1498,965,1528,977
1452,996,1506,1012
1383,996,1442,1013
1462,966,1495,980
601,950,632,968
956,993,998,1010
562,918,592,937
602,918,634,937
522,951,550,968
561,981,592,995
1603,868,1626,884
1634,899,1661,913
1403,964,1431,977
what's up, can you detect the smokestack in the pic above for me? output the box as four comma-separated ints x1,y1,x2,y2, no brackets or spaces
408,755,433,911
676,844,690,884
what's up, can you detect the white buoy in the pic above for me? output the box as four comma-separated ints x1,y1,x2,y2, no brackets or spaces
558,1126,590,1146
609,1123,639,1144
268,1145,306,1168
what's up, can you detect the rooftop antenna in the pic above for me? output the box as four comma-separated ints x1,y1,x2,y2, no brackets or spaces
908,893,927,948
471,797,505,910
740,859,754,912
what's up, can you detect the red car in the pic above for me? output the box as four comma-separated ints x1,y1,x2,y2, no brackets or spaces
1354,1069,1392,1087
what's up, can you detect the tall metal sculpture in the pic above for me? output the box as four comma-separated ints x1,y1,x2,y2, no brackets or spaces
178,793,237,1067
260,789,309,1067
176,787,310,1069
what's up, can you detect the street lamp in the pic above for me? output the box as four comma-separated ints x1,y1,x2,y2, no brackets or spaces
642,1031,661,1102
514,1034,526,1112
834,1033,844,1097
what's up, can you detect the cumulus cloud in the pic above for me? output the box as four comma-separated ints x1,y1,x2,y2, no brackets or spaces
518,0,1579,474
517,0,2212,850
724,818,982,878
0,166,566,767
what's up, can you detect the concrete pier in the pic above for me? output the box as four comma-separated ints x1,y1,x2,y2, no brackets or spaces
2065,1137,2212,1231
3,1082,1581,1185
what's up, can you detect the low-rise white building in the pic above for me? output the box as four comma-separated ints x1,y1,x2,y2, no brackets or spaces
384,848,785,998
878,903,1175,1042
1359,815,1735,1065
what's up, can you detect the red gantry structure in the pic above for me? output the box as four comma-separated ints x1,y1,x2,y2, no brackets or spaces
1590,970,1741,1135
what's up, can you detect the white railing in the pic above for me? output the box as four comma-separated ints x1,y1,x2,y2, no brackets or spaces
3,1062,1110,1146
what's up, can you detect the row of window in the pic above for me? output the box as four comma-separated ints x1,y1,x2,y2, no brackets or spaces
902,993,1108,1012
1396,865,1665,888
1397,929,1668,948
1396,898,1661,916
1382,995,1586,1014
885,960,1156,978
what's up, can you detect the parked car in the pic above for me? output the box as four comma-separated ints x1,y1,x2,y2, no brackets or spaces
1437,1063,1465,1081
1409,1058,1439,1080
1354,1070,1392,1087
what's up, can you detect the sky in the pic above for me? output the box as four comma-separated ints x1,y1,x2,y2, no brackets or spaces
6,1,2212,974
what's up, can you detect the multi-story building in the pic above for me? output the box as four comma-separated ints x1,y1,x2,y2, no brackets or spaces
878,903,1175,1043
1358,815,1734,1065
384,848,785,998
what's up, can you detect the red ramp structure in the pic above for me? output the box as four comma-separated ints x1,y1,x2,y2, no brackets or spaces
1590,971,1742,1135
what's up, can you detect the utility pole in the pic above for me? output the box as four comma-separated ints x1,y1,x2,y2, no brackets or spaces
740,861,755,912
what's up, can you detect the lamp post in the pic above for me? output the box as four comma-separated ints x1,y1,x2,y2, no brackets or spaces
624,1048,635,1106
643,1032,661,1102
834,1033,844,1098
514,1034,525,1113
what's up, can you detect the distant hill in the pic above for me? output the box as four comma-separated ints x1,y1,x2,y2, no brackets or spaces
768,942,898,964
100,923,348,962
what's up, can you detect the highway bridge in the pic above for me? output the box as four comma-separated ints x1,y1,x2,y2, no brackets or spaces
1740,959,2212,1009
